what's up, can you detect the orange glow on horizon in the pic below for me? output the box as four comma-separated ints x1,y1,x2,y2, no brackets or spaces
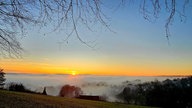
0,58,191,76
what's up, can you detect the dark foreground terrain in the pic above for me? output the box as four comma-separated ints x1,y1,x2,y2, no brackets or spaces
0,90,156,108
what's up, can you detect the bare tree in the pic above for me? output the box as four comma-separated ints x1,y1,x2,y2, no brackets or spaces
0,0,107,57
138,0,190,43
0,0,191,57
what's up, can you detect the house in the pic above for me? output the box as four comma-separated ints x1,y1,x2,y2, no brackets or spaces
77,95,100,101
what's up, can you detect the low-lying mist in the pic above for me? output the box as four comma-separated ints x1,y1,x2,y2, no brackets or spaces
5,73,180,102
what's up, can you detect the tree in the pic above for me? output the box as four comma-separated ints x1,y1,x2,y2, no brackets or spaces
0,0,191,57
118,77,192,107
0,68,5,88
0,0,106,57
42,87,47,95
59,85,82,98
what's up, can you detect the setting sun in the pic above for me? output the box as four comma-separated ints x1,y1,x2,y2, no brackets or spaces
71,71,77,76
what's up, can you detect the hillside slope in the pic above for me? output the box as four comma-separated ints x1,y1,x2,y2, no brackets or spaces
0,90,155,108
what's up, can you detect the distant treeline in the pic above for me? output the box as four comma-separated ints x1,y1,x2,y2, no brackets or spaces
117,76,192,108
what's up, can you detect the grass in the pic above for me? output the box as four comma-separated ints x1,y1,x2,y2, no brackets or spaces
0,89,156,108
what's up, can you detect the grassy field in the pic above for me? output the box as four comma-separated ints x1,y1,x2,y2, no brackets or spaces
0,90,156,108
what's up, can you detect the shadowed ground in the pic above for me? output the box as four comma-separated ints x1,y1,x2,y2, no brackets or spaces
0,90,156,108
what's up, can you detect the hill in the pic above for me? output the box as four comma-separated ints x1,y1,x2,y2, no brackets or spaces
0,90,156,108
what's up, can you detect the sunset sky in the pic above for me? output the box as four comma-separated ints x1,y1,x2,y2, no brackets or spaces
0,1,192,76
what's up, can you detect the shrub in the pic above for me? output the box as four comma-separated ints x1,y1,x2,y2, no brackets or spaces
8,82,34,93
8,83,26,92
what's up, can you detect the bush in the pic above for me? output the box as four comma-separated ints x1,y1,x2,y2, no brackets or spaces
8,83,26,92
8,82,34,93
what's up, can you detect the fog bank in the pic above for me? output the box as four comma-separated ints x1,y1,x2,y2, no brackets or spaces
5,73,181,102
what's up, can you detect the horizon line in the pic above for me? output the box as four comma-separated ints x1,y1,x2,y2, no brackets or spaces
5,72,191,77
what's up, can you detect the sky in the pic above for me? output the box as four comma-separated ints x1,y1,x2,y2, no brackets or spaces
1,1,192,76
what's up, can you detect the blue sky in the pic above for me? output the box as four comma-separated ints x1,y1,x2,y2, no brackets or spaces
1,1,192,76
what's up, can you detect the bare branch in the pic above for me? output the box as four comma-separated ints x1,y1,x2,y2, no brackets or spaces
0,0,108,57
0,0,191,57
137,0,190,40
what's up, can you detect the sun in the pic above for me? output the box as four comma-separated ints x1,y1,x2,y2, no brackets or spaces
71,71,77,76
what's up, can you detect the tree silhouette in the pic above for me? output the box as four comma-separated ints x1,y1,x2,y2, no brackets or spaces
118,77,192,107
0,68,5,89
0,0,106,57
59,85,82,98
0,0,191,57
42,87,47,95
